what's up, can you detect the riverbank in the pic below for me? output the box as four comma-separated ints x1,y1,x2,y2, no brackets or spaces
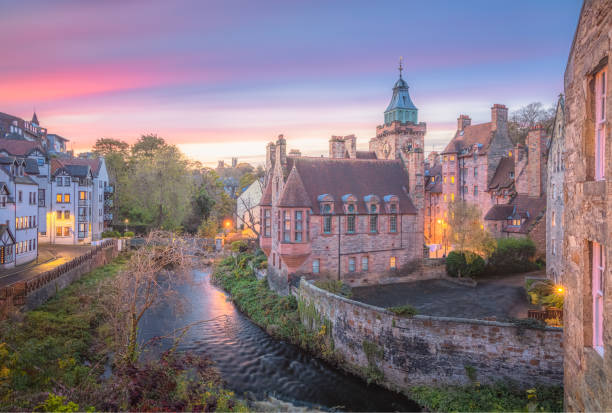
213,251,564,412
0,254,247,412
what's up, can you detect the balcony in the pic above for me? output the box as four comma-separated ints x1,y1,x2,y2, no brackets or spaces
104,199,113,207
104,186,114,194
104,213,113,221
78,199,90,206
78,214,88,223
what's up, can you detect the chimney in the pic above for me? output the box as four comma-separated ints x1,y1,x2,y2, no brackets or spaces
275,134,287,167
457,115,471,131
491,104,508,134
329,136,347,159
231,157,238,168
527,124,546,198
217,160,225,170
265,141,276,173
344,135,357,158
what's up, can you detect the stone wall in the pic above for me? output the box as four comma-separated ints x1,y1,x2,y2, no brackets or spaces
297,278,563,390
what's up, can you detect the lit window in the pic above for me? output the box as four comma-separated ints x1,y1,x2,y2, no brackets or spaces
56,226,62,236
56,211,62,219
80,191,86,200
64,211,70,220
450,176,455,183
444,176,447,184
361,256,369,272
283,211,291,242
312,259,320,274
444,194,447,202
390,256,397,269
552,211,556,227
431,177,435,182
595,68,607,181
64,227,70,237
64,194,70,203
451,193,455,202
450,156,455,161
348,257,356,272
592,242,605,355
509,151,513,157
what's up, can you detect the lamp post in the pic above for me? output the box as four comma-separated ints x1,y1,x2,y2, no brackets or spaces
124,218,129,233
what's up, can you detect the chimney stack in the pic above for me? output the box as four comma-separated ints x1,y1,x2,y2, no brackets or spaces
457,114,471,131
491,104,508,135
275,134,287,167
329,136,347,159
527,124,546,198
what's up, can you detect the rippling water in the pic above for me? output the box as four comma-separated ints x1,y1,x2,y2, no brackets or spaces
138,269,420,411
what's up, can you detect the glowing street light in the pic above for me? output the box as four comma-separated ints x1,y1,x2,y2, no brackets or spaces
124,218,129,233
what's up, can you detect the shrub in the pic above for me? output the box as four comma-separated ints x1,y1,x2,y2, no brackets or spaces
487,238,538,275
387,305,417,317
446,251,485,278
102,230,121,238
123,231,135,237
314,279,352,298
230,240,249,253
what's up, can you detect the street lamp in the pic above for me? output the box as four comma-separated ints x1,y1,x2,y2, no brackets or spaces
124,218,129,233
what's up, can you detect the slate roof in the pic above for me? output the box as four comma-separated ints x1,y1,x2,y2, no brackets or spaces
0,139,44,156
355,151,377,159
277,157,417,215
24,158,40,175
51,158,92,178
425,163,442,193
488,157,514,190
443,122,493,154
484,194,546,234
260,180,273,206
278,166,312,207
56,158,101,176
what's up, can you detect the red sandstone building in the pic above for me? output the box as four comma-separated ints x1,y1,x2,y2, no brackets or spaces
260,68,424,292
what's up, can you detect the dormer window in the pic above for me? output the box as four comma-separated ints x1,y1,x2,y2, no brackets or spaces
322,203,332,214
348,204,355,213
370,204,377,213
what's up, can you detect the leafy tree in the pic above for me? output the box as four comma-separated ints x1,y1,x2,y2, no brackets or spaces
131,134,167,159
447,201,495,258
91,138,130,158
509,102,555,144
198,216,218,238
238,172,256,193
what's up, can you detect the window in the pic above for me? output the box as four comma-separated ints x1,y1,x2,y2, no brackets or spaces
431,177,435,182
552,237,556,256
369,215,377,233
0,195,5,208
390,256,397,269
595,68,607,181
56,211,62,219
474,167,478,177
322,204,331,214
592,242,605,355
264,209,271,237
370,204,377,213
37,158,44,166
348,257,356,272
312,259,320,274
80,191,86,200
474,186,478,196
450,193,455,202
63,227,70,237
444,176,447,184
509,150,513,157
552,211,556,227
450,176,455,183
295,211,303,242
347,215,355,233
64,211,70,220
444,194,447,202
33,215,36,227
450,156,455,161
64,194,70,203
56,194,62,203
56,226,62,236
18,191,22,202
323,216,332,234
389,215,397,232
361,256,369,272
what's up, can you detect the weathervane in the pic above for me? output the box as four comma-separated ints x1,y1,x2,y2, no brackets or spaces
398,56,403,78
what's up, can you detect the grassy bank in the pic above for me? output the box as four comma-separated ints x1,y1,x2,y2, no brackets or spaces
214,250,564,412
0,254,247,412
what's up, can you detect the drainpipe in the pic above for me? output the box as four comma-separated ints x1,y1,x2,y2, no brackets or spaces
337,214,341,280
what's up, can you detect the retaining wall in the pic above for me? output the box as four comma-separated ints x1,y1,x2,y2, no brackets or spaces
297,278,563,389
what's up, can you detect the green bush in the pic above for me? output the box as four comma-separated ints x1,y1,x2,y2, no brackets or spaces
387,305,417,317
123,231,135,237
102,230,121,238
487,238,538,275
446,251,485,278
230,240,249,253
314,280,352,298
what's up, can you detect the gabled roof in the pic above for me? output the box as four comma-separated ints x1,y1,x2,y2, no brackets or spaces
51,158,100,177
24,158,40,175
0,139,44,157
488,157,514,190
260,180,273,206
443,123,493,154
31,112,39,125
484,194,546,234
278,167,312,208
47,133,70,142
0,224,16,245
283,157,417,215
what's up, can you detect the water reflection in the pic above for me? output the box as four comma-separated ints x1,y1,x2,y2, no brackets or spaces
138,269,419,412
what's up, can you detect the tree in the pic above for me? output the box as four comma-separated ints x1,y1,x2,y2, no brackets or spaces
131,134,167,159
236,178,263,238
238,172,256,193
92,138,130,158
447,201,495,257
509,102,556,144
197,216,218,238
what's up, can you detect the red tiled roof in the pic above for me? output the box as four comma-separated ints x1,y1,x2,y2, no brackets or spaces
443,122,493,154
278,167,312,207
488,157,514,190
0,139,43,156
287,157,417,215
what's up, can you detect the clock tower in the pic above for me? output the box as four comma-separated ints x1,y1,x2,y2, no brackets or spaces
370,59,425,249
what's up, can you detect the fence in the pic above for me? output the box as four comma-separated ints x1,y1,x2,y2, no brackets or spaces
528,307,563,322
0,239,118,317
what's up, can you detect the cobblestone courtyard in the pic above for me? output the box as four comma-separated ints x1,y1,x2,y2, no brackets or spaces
351,272,543,320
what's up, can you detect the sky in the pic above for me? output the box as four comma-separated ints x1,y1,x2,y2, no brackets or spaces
0,0,582,166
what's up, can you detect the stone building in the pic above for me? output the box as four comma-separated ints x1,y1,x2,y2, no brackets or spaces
562,0,611,410
546,95,565,284
424,160,443,255
260,135,421,294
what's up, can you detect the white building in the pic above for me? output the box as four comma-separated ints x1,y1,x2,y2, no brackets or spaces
236,178,263,237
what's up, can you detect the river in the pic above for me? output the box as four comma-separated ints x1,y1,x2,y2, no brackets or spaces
138,269,420,411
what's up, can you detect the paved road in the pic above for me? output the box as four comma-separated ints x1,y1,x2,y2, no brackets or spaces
351,272,543,321
0,244,93,288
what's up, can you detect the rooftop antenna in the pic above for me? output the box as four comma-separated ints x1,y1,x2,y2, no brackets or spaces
398,56,403,79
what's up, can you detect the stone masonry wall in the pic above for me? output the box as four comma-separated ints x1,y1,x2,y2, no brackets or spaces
297,279,563,390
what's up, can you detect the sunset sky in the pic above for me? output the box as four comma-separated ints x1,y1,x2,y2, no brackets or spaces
1,0,581,166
